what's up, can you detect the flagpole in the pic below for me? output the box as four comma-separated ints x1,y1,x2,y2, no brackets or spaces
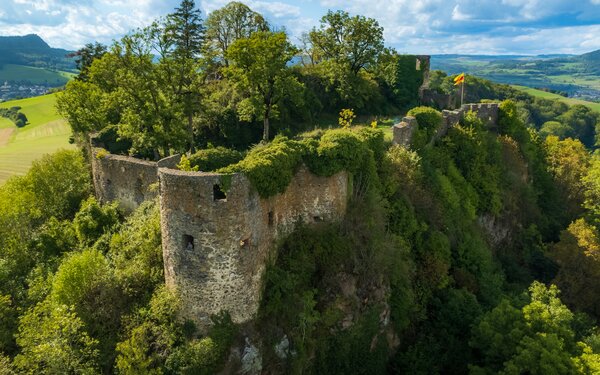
461,79,464,107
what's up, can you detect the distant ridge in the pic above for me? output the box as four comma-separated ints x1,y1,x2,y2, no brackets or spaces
0,34,51,51
0,34,75,71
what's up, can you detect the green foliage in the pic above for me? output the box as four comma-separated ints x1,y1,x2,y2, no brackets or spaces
187,146,243,171
0,295,16,354
0,107,28,127
314,308,389,374
14,301,100,374
226,31,302,141
305,129,365,176
469,282,598,374
375,51,425,110
583,157,600,226
220,137,305,198
115,286,182,374
177,154,199,171
108,200,164,301
94,124,132,155
407,106,443,148
551,219,600,319
165,312,237,375
309,10,384,75
69,42,107,82
23,149,92,221
203,1,268,68
73,197,119,245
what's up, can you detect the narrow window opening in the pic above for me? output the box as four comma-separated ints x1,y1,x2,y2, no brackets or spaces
183,234,194,251
268,211,274,226
240,237,250,249
213,184,227,201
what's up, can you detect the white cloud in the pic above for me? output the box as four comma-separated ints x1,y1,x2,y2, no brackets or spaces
0,0,598,54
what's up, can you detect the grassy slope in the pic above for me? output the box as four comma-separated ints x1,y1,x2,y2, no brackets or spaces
0,64,74,86
513,85,600,112
0,93,74,184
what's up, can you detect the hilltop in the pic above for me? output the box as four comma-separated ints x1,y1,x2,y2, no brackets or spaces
0,34,76,101
0,34,75,71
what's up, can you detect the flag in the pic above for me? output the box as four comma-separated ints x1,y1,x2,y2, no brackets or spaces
454,73,465,86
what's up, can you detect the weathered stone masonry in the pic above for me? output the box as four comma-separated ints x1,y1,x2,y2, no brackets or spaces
159,166,348,330
392,102,500,147
91,142,348,330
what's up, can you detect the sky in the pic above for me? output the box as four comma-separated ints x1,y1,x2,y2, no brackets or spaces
0,0,599,55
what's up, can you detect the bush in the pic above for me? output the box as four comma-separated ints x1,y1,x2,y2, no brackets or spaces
304,129,365,176
187,147,243,172
407,106,442,137
73,197,119,245
95,124,132,155
219,137,305,198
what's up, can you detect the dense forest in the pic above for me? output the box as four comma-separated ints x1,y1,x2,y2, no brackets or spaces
2,0,600,374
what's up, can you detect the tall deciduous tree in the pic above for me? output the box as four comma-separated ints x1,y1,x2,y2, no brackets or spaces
204,2,268,67
309,10,384,75
226,31,303,141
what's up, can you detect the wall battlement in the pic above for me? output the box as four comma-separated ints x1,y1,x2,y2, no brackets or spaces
90,142,349,331
392,102,500,147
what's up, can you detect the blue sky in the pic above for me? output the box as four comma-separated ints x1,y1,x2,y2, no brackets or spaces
0,0,599,55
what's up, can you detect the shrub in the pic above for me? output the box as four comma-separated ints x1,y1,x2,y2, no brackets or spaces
407,106,443,141
187,147,243,172
219,137,305,198
304,129,365,176
177,155,199,172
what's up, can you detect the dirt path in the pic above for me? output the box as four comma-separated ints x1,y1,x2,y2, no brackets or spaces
0,128,15,147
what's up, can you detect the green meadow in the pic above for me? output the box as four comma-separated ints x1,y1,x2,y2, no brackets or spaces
513,85,600,112
0,64,74,85
0,93,74,184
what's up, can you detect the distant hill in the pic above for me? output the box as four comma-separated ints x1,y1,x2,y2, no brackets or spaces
577,49,600,74
0,34,75,72
431,50,600,101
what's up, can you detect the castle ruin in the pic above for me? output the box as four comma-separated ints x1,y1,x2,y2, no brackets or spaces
90,102,500,331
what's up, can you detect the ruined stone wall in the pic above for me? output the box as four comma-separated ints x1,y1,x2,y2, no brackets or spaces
392,102,500,147
90,148,159,213
159,165,349,330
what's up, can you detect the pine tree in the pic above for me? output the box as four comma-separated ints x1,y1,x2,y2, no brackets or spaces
165,0,205,152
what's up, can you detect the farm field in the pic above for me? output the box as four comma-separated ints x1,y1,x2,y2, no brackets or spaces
513,85,600,112
0,93,74,184
0,64,74,85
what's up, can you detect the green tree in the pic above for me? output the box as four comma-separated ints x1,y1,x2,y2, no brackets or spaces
551,219,600,319
165,0,205,152
204,1,268,67
469,282,590,374
14,301,99,374
544,136,590,216
67,42,108,81
583,157,600,225
309,10,384,75
226,31,303,141
73,197,119,245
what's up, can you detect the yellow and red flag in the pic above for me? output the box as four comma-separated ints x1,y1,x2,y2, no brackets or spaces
454,73,465,85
